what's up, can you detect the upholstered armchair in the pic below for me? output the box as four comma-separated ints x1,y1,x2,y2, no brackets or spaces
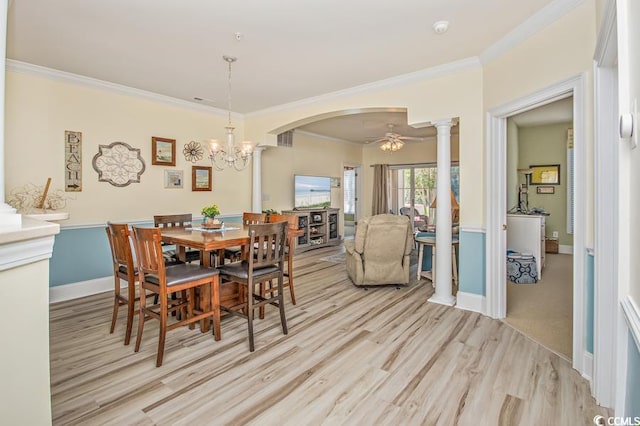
344,214,413,286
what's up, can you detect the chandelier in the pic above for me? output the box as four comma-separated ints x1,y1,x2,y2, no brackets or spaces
380,139,404,152
208,55,253,171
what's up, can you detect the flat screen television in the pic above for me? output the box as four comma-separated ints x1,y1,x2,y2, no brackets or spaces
294,175,331,209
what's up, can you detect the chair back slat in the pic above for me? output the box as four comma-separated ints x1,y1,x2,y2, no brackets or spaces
249,222,287,269
131,227,167,289
154,214,193,229
243,212,266,225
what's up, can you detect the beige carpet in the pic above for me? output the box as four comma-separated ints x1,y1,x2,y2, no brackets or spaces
505,253,573,360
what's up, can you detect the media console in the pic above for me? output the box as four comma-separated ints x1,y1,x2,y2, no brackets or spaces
282,208,340,252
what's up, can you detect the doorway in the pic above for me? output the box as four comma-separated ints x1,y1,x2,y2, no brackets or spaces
343,165,360,239
486,74,587,375
504,105,575,360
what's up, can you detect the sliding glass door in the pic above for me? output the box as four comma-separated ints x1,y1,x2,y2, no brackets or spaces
391,164,459,227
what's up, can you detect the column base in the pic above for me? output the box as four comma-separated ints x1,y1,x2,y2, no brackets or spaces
428,293,456,306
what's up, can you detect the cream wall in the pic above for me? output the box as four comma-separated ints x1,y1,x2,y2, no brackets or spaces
261,132,362,215
5,71,254,225
247,67,482,224
483,0,597,245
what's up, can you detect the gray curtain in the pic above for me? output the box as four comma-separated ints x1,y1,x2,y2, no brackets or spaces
372,164,389,215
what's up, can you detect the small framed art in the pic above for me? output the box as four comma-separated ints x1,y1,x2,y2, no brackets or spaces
192,166,212,191
530,164,560,185
164,169,183,189
536,186,555,194
152,137,176,166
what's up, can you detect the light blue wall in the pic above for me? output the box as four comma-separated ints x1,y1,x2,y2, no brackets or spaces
586,251,594,353
49,215,242,287
626,333,640,418
458,230,485,295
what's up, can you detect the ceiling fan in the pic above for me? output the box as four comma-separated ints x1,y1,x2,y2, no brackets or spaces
365,124,424,151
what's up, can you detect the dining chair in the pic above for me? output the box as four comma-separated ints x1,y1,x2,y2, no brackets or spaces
223,212,266,264
217,221,288,352
131,226,221,367
262,213,298,318
105,222,140,345
154,214,202,264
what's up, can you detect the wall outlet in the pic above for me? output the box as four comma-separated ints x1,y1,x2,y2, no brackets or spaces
552,231,559,238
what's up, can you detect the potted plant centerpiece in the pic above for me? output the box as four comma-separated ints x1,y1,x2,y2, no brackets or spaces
201,204,222,228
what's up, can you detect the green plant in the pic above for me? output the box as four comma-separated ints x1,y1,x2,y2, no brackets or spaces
201,204,220,218
262,209,278,215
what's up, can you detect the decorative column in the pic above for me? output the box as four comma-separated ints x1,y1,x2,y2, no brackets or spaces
428,119,455,306
0,0,20,228
251,146,266,213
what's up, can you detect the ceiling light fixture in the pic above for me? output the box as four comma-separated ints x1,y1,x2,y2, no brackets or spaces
380,138,404,152
208,55,253,171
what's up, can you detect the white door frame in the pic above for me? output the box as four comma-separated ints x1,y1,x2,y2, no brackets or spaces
593,0,618,409
485,74,587,376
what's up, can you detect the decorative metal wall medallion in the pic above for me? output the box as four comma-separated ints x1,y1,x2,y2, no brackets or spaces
183,141,204,163
65,130,82,192
92,142,145,187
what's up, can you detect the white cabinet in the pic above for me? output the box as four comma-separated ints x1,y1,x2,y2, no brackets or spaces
507,214,546,279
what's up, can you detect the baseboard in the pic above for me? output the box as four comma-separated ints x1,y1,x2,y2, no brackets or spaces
50,276,115,304
456,291,486,315
583,351,594,385
559,245,573,254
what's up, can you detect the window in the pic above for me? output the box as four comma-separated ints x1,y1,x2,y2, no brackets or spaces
390,163,459,224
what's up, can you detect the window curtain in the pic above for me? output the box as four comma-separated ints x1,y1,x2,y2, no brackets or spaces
372,164,389,215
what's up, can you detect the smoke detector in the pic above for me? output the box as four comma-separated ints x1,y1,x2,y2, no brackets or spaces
433,21,449,35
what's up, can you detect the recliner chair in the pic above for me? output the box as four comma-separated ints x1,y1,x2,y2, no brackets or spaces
344,214,413,286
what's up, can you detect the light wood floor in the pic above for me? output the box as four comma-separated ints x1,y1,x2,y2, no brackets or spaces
50,245,611,425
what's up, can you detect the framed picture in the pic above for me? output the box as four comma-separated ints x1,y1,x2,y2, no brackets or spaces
192,166,212,191
529,164,560,185
152,137,176,166
537,186,555,194
164,169,183,189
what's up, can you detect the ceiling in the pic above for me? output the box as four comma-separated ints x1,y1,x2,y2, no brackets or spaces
7,0,574,143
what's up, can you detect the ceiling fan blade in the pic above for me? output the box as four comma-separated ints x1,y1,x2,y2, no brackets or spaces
364,138,385,144
398,136,426,141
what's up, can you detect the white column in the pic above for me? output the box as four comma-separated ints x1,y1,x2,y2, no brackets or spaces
0,0,20,228
428,119,455,306
251,146,266,213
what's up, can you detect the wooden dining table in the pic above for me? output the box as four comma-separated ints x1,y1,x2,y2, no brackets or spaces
160,223,301,333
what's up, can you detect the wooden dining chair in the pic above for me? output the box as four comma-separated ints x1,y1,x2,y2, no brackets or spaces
223,212,267,264
105,222,139,345
261,213,298,318
131,226,221,367
154,214,202,264
217,221,288,352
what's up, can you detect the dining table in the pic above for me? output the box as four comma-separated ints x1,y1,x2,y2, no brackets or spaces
160,222,302,333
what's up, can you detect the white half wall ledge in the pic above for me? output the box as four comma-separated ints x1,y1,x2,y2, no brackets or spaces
456,292,486,315
0,217,59,271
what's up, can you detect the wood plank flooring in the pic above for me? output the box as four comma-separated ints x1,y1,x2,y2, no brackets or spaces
50,245,611,425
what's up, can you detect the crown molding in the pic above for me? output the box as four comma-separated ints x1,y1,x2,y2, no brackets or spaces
246,57,481,118
480,0,585,65
6,59,243,119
